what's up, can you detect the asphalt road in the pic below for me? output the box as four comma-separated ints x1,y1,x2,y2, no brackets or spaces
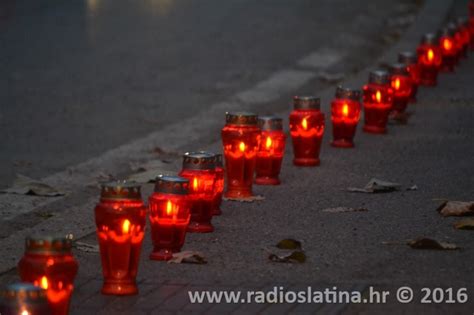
0,0,417,188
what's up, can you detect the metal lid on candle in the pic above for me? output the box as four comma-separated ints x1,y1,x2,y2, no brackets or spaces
368,70,390,85
215,153,223,167
182,151,216,170
225,112,258,126
420,33,439,45
335,86,361,101
100,180,142,200
388,63,409,76
293,96,320,110
398,52,417,65
258,116,283,131
0,283,48,304
25,234,73,254
154,175,189,195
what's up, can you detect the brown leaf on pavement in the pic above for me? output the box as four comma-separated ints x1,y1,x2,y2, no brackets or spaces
437,201,474,217
322,207,368,213
168,251,207,264
1,175,65,197
268,251,306,263
407,238,460,250
223,195,265,202
276,239,302,250
74,241,99,253
347,178,401,193
453,218,474,230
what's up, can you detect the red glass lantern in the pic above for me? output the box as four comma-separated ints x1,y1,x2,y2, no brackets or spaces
94,181,146,295
212,154,225,216
455,18,470,58
179,152,216,233
221,112,260,198
18,236,78,315
149,176,190,260
0,283,51,315
289,96,325,166
255,116,286,185
362,70,393,134
398,52,420,103
438,25,458,72
416,33,442,86
330,86,361,148
389,63,413,117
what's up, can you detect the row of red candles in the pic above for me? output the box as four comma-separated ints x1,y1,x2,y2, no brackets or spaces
2,4,474,315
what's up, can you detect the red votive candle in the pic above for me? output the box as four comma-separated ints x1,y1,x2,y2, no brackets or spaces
362,70,393,134
289,96,325,166
211,154,224,216
255,116,286,185
0,283,51,315
330,86,361,148
179,152,216,233
389,63,413,117
18,236,78,315
221,112,260,199
417,33,442,86
149,175,190,260
438,25,458,72
94,181,146,295
455,17,471,58
398,52,420,103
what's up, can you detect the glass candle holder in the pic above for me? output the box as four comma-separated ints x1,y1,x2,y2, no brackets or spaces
255,116,286,185
389,63,413,117
362,70,393,134
94,181,146,295
398,52,420,102
438,25,458,72
0,283,51,315
221,112,260,199
455,17,470,58
179,152,216,233
18,235,78,315
289,96,325,166
149,176,190,260
416,33,442,86
212,154,225,216
330,86,361,148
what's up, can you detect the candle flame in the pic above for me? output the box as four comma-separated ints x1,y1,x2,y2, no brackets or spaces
427,49,434,61
166,200,173,216
375,90,382,103
265,136,272,149
393,78,401,90
193,177,198,190
21,310,30,315
40,276,49,290
239,142,245,152
342,103,349,117
443,38,452,51
301,117,308,130
122,219,131,234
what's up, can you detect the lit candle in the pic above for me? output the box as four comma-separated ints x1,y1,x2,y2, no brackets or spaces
362,70,393,134
0,283,51,315
149,176,190,260
211,154,225,216
221,112,260,198
398,52,421,103
255,116,286,185
330,86,361,148
416,33,442,86
18,236,78,315
388,63,413,117
289,96,325,166
179,152,216,233
94,181,146,295
438,25,459,72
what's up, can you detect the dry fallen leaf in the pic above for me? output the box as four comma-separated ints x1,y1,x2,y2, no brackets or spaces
407,185,418,191
168,251,207,264
276,239,302,250
347,178,401,193
1,175,65,197
407,238,460,250
268,251,306,263
223,195,265,202
316,71,345,84
453,219,474,230
437,201,474,217
322,207,368,213
74,241,99,253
